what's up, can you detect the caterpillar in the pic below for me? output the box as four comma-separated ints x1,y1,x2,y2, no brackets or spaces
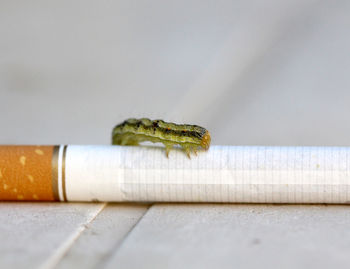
112,118,211,158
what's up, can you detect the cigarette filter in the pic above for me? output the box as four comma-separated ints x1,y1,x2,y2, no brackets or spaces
0,145,350,203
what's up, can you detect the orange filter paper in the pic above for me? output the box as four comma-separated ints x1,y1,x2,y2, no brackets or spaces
0,146,56,201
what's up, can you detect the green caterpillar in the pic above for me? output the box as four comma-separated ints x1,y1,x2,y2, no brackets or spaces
112,118,211,158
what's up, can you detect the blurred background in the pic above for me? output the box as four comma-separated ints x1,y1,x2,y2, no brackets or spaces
2,0,350,146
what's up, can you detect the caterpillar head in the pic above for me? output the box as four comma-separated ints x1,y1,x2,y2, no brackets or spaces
200,130,211,150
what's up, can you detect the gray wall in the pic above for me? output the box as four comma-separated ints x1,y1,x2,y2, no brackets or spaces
1,0,349,146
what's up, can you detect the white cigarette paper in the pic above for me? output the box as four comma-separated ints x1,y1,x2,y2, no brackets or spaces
63,145,350,203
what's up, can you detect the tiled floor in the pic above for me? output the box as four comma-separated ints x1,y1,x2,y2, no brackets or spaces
1,1,350,268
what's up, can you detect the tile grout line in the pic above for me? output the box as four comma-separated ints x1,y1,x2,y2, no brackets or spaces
98,204,154,269
38,203,108,269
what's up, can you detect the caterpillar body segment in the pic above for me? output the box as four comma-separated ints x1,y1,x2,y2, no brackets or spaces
112,118,211,158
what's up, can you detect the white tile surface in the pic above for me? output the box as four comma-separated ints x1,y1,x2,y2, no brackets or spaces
55,204,149,269
105,204,350,269
0,203,103,268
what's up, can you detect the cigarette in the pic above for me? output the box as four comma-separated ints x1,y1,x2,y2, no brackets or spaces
0,145,349,203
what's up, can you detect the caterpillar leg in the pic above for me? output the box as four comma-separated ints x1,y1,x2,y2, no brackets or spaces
124,139,139,146
119,134,140,146
180,144,192,159
164,143,174,158
185,149,191,159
